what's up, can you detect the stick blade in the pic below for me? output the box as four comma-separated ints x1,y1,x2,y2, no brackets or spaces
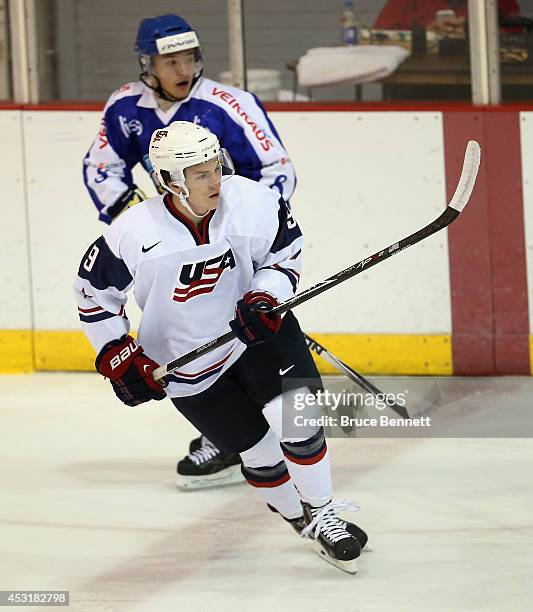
448,140,481,213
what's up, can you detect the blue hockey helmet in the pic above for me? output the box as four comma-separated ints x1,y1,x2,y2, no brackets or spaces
135,14,203,101
134,14,200,56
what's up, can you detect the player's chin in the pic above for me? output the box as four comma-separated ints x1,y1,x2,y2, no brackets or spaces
193,196,219,215
207,193,220,208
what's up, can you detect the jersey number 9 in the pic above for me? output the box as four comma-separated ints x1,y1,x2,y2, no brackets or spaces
83,244,100,272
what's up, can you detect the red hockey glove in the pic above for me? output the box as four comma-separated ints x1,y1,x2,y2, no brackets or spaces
230,291,282,346
95,335,166,406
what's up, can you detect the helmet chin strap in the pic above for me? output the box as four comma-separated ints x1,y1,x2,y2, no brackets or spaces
139,61,203,103
140,71,181,103
167,183,209,219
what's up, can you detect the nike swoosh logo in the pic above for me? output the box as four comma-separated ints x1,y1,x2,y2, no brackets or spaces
143,364,151,374
279,365,295,376
142,241,161,253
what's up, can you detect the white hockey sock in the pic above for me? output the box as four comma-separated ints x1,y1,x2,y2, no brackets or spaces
263,388,333,508
239,428,303,520
280,430,332,507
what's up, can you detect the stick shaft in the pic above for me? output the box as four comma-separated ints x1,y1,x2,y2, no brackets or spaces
304,335,410,419
152,209,457,380
153,140,480,381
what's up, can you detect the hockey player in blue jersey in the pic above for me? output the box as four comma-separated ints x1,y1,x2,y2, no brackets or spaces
75,122,367,573
83,13,295,224
83,14,297,489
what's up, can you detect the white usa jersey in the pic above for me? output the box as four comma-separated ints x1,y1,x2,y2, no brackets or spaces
74,176,303,397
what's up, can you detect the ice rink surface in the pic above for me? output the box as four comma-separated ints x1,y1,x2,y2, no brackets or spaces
1,373,533,612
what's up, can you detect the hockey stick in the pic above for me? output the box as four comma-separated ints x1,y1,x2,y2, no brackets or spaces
153,140,480,382
303,334,410,419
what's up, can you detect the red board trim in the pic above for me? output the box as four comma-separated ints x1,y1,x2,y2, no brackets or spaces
3,101,533,113
444,111,530,374
484,113,530,374
444,112,495,374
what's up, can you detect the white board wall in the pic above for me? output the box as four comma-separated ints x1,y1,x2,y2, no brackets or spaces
1,111,32,329
4,110,452,336
277,111,450,333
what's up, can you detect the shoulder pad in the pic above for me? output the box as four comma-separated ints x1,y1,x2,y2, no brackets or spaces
103,82,147,112
200,78,255,103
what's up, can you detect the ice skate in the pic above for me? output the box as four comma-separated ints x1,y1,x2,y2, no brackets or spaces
339,516,371,551
302,500,362,574
188,435,202,454
268,500,368,549
176,436,243,490
267,503,305,535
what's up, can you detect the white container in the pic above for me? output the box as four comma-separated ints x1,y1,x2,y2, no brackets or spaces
218,69,282,101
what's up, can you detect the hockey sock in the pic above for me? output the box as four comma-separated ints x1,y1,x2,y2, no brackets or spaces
240,428,303,520
280,427,332,507
263,389,333,507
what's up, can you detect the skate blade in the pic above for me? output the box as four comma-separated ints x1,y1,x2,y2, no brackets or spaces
311,541,358,575
176,464,244,491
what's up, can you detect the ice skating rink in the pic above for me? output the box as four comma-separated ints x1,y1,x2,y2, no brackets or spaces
1,373,533,612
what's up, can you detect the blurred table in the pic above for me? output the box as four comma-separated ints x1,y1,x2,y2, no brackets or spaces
287,49,533,102
381,53,533,100
285,58,364,101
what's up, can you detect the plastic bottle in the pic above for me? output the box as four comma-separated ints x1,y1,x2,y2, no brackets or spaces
341,0,359,46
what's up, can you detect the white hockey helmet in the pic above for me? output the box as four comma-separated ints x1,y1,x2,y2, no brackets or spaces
149,121,234,216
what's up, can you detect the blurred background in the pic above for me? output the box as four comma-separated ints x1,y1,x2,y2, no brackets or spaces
2,0,533,103
0,0,533,102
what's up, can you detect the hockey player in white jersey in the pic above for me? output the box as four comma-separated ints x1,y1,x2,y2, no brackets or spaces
74,122,367,573
83,13,296,487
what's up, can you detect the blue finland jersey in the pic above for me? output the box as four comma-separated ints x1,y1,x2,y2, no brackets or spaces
84,79,296,223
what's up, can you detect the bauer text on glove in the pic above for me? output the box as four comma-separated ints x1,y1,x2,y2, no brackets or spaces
95,335,166,406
